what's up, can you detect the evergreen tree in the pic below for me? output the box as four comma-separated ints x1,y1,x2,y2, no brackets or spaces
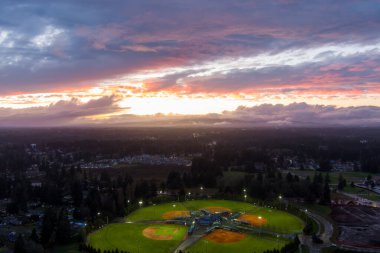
321,181,331,205
30,228,39,243
14,235,26,253
40,208,56,245
56,209,71,244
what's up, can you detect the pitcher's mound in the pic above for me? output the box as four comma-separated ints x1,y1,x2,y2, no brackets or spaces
162,210,190,219
204,229,246,243
238,214,267,226
205,206,232,213
143,226,176,240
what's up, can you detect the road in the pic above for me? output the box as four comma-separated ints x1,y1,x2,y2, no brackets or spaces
298,211,333,253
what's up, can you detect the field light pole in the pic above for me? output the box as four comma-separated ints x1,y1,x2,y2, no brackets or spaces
242,188,247,207
258,216,263,236
304,209,308,223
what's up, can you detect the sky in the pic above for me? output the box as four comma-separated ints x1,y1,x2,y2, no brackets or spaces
1,0,380,126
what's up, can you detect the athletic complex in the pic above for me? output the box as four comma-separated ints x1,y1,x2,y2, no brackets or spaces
88,200,304,253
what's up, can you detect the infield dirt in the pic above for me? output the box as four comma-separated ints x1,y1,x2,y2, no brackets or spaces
204,229,246,243
238,214,267,226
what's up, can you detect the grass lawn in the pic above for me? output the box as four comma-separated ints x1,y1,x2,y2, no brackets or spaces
343,185,380,201
128,200,304,234
88,223,187,253
0,247,11,253
188,234,289,253
298,203,331,217
287,170,375,184
218,170,249,186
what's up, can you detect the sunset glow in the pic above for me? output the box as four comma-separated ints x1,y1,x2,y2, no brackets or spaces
1,1,380,126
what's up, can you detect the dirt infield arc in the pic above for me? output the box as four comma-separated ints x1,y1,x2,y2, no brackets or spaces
204,229,247,243
238,214,268,226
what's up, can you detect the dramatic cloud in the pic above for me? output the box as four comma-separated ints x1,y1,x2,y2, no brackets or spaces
1,1,380,92
1,101,380,127
0,96,120,127
0,0,380,125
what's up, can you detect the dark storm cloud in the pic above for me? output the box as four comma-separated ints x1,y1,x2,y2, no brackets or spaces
0,95,120,127
0,0,380,93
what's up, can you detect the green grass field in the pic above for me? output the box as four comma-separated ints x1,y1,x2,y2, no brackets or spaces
188,234,289,253
88,223,187,253
343,185,380,201
287,170,374,184
127,199,304,234
89,200,304,253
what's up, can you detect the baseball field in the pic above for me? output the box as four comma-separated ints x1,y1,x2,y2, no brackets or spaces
88,223,187,253
88,199,304,253
188,229,289,253
127,199,304,234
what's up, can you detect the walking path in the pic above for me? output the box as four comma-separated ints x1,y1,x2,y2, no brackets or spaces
298,211,333,253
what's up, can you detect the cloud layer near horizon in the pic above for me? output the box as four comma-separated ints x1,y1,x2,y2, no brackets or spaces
0,98,379,127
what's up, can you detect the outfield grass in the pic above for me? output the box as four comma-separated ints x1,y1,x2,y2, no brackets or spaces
128,200,304,234
88,223,187,253
127,202,189,221
188,234,289,253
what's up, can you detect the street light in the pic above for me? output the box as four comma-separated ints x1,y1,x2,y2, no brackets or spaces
278,195,282,200
139,200,143,207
